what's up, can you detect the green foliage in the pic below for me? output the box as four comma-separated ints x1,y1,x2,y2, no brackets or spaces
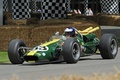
117,38,120,47
0,52,9,63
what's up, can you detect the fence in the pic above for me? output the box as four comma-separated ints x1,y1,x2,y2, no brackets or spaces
2,0,120,20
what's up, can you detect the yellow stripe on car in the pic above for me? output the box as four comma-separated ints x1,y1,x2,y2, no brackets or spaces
27,50,37,56
41,39,60,46
27,39,59,56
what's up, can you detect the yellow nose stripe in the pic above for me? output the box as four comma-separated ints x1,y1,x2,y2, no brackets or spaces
41,39,60,46
27,50,37,56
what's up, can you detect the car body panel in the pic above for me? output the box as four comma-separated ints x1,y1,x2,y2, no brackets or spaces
23,27,100,62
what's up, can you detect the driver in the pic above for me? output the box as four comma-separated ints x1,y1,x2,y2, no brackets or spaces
60,27,75,46
64,27,75,38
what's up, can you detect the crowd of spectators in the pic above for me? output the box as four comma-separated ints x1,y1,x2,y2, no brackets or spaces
73,7,93,16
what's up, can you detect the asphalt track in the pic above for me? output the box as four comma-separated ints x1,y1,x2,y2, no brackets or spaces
0,26,120,80
0,48,119,80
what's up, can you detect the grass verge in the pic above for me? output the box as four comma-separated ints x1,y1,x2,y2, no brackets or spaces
0,51,9,63
117,38,120,47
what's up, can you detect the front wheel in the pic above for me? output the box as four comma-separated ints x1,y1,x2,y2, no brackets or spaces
8,39,26,64
62,38,81,63
99,34,118,59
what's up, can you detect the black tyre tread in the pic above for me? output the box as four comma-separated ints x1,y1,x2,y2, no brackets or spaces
8,39,25,64
62,38,80,63
99,34,118,59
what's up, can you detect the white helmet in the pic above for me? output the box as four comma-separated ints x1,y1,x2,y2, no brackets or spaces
64,27,75,37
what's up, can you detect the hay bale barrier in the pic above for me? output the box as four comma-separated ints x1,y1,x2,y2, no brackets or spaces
68,14,120,26
0,19,100,51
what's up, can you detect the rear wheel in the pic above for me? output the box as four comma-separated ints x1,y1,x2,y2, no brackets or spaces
99,34,118,59
62,38,81,63
8,39,26,64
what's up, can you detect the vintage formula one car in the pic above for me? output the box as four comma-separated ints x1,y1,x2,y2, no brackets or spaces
8,27,118,64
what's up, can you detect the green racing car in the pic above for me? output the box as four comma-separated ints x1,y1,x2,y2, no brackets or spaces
8,27,118,64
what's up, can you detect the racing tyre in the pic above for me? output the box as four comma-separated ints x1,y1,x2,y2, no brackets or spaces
62,38,81,63
8,39,26,64
99,34,118,59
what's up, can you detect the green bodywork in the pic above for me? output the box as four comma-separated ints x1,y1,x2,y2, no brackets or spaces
23,31,99,62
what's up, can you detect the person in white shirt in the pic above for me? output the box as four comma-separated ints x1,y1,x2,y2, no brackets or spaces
88,8,93,16
85,7,89,16
78,9,82,14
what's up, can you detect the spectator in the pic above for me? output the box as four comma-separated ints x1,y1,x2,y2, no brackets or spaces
85,7,89,16
88,8,93,16
78,9,82,14
74,9,78,14
85,7,93,16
